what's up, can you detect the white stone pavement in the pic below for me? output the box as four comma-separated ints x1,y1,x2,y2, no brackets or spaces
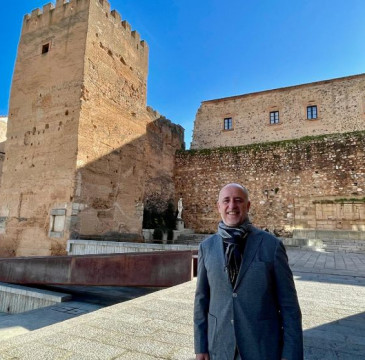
0,250,364,359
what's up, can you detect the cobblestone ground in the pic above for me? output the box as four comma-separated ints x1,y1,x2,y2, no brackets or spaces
0,250,364,359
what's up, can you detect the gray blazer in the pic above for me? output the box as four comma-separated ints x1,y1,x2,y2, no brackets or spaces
194,226,303,360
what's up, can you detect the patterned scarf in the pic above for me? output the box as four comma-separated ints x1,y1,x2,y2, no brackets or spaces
218,219,251,287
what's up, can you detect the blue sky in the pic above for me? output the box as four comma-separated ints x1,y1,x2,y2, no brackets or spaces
1,0,365,148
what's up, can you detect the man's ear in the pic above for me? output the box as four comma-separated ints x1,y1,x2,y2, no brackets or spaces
247,201,251,212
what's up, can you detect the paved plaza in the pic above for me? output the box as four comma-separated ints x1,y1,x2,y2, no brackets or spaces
289,249,365,276
0,250,364,359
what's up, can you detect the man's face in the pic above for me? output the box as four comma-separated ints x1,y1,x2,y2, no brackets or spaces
217,185,251,227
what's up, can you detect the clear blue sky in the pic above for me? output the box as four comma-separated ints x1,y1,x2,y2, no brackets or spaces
1,0,365,148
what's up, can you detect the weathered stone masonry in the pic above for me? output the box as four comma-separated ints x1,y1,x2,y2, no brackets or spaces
0,117,7,142
0,0,184,257
0,116,5,183
175,132,365,235
191,74,365,149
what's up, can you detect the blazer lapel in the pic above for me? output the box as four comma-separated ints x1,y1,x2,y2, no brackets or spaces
214,234,233,287
233,229,263,290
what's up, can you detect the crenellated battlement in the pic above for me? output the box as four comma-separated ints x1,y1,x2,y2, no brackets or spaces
122,20,131,33
94,0,148,55
147,106,161,120
23,0,148,53
97,0,110,12
110,9,121,22
22,0,90,35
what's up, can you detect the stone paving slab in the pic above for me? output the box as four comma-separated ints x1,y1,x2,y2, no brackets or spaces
0,250,365,359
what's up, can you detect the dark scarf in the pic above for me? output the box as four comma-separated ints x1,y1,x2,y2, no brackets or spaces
218,219,251,287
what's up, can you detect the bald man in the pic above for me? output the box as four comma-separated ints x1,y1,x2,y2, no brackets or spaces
194,183,303,360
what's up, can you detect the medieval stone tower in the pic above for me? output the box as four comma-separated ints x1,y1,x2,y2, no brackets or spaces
0,0,184,257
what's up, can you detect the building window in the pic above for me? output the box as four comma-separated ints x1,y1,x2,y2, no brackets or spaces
307,105,317,119
270,111,279,124
42,43,50,54
223,117,233,130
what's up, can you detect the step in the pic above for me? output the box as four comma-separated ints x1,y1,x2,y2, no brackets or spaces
293,229,365,241
0,282,72,314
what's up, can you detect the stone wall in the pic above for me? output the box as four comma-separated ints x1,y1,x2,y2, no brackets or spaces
0,117,7,142
70,0,184,239
144,115,184,212
0,0,184,257
191,74,365,149
175,131,365,235
71,0,151,239
0,117,6,182
294,198,365,231
0,142,4,187
0,0,90,256
0,117,5,179
72,114,184,241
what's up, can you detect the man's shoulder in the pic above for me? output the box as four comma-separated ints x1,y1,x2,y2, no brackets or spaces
249,225,281,245
199,233,220,249
198,226,282,249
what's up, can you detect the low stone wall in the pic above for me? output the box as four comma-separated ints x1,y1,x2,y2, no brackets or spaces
290,229,365,253
67,239,198,255
293,229,365,241
0,282,71,314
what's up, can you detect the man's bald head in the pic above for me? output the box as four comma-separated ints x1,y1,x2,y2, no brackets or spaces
218,183,249,202
217,183,250,227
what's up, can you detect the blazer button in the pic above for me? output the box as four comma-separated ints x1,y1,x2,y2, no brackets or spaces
232,293,237,298
231,319,234,324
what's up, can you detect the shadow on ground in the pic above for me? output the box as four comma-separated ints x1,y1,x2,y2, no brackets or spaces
42,285,162,306
304,311,365,360
0,286,161,341
294,272,365,287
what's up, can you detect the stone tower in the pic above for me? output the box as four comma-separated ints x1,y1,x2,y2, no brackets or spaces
0,0,184,257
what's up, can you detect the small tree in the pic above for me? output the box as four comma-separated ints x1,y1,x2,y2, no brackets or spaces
163,202,176,230
153,228,163,240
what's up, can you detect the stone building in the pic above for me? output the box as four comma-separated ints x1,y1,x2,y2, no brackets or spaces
191,74,365,149
0,0,183,257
